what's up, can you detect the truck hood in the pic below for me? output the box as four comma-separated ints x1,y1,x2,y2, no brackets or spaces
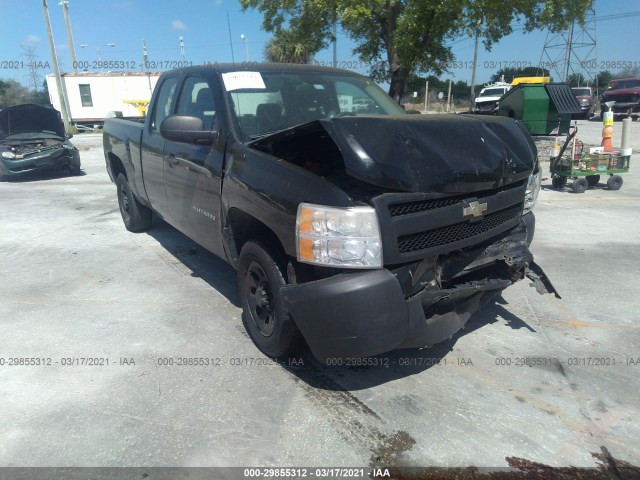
250,114,536,194
0,104,65,141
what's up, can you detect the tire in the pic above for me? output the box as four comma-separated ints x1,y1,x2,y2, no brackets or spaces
238,241,302,359
116,173,152,232
571,178,588,194
586,175,600,187
0,174,8,182
552,176,567,190
69,163,81,176
607,175,623,191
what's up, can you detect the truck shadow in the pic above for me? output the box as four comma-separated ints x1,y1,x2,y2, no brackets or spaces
144,215,240,307
283,297,536,390
141,218,536,389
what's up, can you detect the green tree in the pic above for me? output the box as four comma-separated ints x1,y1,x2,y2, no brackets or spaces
31,79,51,106
0,79,31,109
264,29,319,63
490,66,551,83
566,73,587,87
594,70,612,94
241,0,593,101
614,66,640,79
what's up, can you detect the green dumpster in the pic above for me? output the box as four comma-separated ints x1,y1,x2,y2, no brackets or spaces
497,83,582,135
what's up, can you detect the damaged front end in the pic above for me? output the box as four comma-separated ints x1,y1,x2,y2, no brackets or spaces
0,104,80,181
281,218,559,362
250,113,556,361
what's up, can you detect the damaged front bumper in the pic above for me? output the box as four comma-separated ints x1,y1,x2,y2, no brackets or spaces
281,213,558,362
0,146,80,179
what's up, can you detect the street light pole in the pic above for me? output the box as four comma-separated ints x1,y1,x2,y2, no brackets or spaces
42,0,71,132
240,34,249,62
60,0,78,73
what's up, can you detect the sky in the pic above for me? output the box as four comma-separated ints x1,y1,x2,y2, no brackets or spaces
0,0,638,92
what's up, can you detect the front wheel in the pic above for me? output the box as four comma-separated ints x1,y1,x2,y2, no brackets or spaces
607,175,623,191
552,176,567,190
238,241,302,358
116,173,152,232
572,178,588,194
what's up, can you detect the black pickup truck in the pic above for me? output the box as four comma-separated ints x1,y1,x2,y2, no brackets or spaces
103,64,557,362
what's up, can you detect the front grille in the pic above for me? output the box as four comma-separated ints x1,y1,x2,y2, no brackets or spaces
388,180,525,217
608,94,638,103
389,198,462,216
397,204,523,253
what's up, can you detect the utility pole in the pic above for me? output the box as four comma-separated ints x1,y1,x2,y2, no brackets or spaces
240,34,249,62
142,39,152,95
447,80,452,113
42,0,71,132
179,36,185,62
332,20,337,67
424,80,429,112
60,0,78,73
469,29,479,101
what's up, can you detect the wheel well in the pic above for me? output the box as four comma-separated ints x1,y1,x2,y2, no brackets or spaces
108,152,126,180
226,209,286,263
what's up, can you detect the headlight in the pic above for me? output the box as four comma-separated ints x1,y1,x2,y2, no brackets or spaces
1,151,16,159
524,170,542,212
296,203,382,268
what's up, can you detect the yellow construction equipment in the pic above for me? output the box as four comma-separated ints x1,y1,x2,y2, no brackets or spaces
122,99,150,116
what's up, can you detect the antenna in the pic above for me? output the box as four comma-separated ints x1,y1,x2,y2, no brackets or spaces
227,10,235,64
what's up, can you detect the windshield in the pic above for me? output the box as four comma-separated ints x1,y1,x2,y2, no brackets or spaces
572,88,591,96
478,87,506,98
609,79,640,90
223,70,405,139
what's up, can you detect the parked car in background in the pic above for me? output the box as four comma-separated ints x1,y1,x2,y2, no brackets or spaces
473,82,511,114
601,78,640,120
0,104,80,182
571,86,595,119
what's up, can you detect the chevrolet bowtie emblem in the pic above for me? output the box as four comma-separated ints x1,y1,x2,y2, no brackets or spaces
463,201,488,218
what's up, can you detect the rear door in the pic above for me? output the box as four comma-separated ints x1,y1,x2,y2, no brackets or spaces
163,74,226,258
140,75,178,219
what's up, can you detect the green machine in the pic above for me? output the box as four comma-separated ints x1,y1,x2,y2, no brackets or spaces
497,83,582,135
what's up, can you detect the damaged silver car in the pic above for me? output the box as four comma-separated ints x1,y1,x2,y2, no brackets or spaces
0,104,81,182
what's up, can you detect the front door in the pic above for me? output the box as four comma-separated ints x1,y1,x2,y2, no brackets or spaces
140,76,178,220
163,75,225,258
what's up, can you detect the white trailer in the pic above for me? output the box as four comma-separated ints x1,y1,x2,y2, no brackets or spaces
46,71,161,127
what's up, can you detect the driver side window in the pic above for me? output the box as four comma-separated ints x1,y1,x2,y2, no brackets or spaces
176,76,216,130
151,77,177,132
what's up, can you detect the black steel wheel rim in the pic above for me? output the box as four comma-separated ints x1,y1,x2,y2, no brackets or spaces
245,260,276,337
119,184,131,222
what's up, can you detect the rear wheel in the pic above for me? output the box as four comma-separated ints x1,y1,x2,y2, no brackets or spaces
116,173,152,232
572,178,588,194
607,175,623,191
552,176,567,190
238,241,302,358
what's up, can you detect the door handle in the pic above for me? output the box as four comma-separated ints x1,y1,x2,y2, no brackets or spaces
166,154,178,168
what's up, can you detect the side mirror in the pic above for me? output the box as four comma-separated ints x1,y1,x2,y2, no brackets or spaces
160,115,215,145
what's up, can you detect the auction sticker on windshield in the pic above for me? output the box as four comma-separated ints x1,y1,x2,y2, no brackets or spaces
222,71,266,91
